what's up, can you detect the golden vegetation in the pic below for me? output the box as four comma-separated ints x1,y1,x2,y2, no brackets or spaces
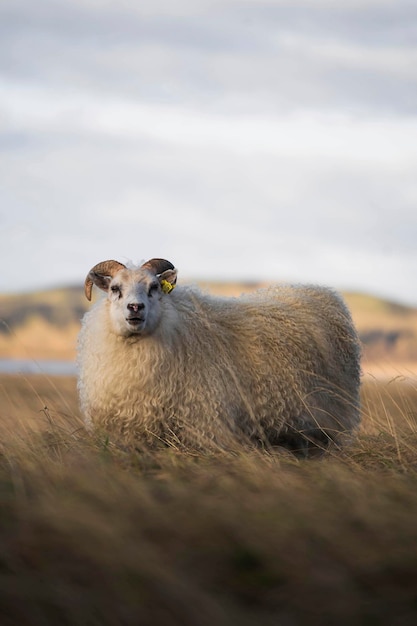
345,292,417,369
0,317,80,361
0,373,417,624
2,284,417,375
0,285,85,361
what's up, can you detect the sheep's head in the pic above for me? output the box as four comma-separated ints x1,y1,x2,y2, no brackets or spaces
84,258,177,337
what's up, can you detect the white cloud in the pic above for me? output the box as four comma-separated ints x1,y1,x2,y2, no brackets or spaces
2,80,417,164
278,34,417,78
1,0,417,305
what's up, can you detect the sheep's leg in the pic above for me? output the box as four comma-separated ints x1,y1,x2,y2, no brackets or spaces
267,421,334,458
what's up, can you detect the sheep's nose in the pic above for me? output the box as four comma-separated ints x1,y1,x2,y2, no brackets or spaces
127,303,145,313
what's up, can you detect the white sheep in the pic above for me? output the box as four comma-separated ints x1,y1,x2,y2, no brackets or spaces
77,258,361,454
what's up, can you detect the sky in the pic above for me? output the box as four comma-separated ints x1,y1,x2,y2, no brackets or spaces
1,0,417,305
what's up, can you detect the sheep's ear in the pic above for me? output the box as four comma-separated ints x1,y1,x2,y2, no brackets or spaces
90,272,112,292
159,268,178,294
84,271,112,300
84,260,126,301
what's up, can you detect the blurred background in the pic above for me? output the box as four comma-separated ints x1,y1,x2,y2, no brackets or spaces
1,0,417,372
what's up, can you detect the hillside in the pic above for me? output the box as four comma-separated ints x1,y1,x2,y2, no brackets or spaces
1,283,417,371
0,286,87,360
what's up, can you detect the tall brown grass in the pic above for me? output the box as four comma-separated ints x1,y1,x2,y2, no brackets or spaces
1,373,417,625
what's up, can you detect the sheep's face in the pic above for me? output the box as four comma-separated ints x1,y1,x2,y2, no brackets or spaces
105,267,177,337
84,261,177,337
85,259,177,337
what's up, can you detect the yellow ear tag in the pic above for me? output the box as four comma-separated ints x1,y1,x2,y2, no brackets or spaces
161,279,175,294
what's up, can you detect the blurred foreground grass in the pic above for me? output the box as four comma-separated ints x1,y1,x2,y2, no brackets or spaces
1,373,417,625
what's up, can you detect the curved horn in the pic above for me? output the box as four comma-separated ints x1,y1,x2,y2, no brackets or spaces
141,258,175,275
84,260,126,301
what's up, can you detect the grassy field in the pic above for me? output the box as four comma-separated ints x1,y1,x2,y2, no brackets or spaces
1,373,417,625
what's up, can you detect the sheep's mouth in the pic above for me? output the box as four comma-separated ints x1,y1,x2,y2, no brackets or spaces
126,317,145,326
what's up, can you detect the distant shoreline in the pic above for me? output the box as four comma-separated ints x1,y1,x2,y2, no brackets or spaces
0,357,416,383
0,359,77,376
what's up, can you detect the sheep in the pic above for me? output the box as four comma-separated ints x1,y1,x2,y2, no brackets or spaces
77,258,361,454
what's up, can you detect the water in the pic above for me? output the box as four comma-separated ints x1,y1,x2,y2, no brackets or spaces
0,359,77,376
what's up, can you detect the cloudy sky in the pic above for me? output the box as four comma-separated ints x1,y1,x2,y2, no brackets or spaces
1,0,417,305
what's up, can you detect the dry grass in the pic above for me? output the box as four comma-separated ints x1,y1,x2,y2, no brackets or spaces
1,373,417,625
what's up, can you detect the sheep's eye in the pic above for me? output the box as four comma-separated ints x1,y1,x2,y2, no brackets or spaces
111,285,121,297
148,283,159,297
